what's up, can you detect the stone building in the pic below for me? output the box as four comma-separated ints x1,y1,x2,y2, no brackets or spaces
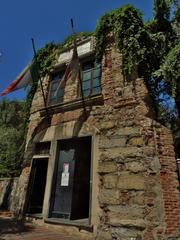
15,35,179,240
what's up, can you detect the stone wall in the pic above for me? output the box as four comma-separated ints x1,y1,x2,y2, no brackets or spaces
12,167,31,216
0,169,31,216
16,37,180,239
95,40,179,240
0,177,19,212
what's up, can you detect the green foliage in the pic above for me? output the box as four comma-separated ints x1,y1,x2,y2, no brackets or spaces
1,2,179,176
94,3,174,81
161,43,180,118
153,0,170,21
30,32,93,79
172,9,180,38
22,32,93,161
94,2,179,130
157,101,177,129
161,42,180,95
58,32,93,49
24,3,178,126
35,42,58,77
0,127,23,177
95,5,147,76
23,41,64,155
0,99,24,177
34,32,93,79
0,99,24,128
21,2,179,135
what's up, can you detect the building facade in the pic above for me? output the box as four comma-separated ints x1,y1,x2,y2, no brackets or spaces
15,36,179,239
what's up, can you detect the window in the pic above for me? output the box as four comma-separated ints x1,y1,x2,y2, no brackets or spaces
35,142,51,155
82,61,101,97
48,71,65,105
48,60,101,106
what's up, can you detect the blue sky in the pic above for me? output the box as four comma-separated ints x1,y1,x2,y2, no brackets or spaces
0,0,153,101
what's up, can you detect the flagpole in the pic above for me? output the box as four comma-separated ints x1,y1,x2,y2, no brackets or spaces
70,18,87,117
31,38,48,115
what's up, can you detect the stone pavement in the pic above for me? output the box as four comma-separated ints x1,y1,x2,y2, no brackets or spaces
0,216,92,240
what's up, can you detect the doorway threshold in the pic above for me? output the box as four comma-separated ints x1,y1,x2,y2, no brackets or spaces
26,213,43,219
44,218,93,232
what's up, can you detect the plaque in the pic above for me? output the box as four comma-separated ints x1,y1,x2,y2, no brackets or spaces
61,163,70,186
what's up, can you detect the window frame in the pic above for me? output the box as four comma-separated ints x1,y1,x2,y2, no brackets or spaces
48,67,65,106
80,58,101,98
48,57,102,106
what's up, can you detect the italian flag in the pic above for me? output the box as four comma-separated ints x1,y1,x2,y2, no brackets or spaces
0,61,39,96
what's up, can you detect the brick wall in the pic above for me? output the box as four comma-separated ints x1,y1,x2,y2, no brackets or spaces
156,125,180,238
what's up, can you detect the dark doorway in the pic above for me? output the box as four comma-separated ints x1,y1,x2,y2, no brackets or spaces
27,158,48,214
50,136,91,221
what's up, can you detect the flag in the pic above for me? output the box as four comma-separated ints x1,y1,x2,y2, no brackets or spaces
55,39,81,95
0,61,39,97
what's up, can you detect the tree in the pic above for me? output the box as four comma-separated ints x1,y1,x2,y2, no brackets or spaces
0,99,24,177
145,0,180,128
161,43,180,118
93,1,179,159
0,98,24,127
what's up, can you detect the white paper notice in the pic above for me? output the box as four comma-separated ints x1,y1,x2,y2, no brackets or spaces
64,163,69,173
61,172,69,186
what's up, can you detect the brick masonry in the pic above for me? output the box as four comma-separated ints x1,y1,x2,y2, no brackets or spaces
13,37,180,240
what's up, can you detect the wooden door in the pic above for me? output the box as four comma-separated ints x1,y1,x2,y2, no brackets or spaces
50,137,91,220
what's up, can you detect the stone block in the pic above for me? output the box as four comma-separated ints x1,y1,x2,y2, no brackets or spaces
123,86,134,97
129,192,145,205
98,162,117,173
116,127,140,136
125,162,146,173
111,227,142,240
117,172,145,190
99,136,126,148
108,205,145,220
101,147,143,161
127,137,144,146
104,174,118,189
100,121,115,130
108,219,146,230
97,230,112,240
99,189,120,205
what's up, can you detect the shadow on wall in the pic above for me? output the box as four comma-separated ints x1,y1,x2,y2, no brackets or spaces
72,107,92,137
0,216,34,235
0,179,13,211
23,116,52,166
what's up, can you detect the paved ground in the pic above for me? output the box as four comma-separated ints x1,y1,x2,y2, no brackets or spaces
0,216,91,240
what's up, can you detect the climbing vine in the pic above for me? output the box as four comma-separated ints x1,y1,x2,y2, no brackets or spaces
94,2,179,130
22,2,179,158
22,32,93,158
95,5,148,76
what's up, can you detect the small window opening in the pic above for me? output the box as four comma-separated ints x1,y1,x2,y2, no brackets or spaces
35,142,51,155
82,60,101,97
48,71,65,105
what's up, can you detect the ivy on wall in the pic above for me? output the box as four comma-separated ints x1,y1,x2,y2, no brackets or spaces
94,2,179,131
23,2,179,160
22,32,93,157
1,2,179,176
95,5,148,76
